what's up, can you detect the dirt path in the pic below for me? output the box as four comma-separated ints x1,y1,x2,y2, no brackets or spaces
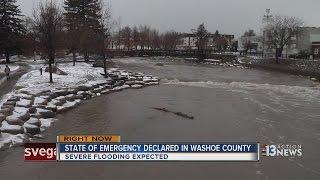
0,63,30,98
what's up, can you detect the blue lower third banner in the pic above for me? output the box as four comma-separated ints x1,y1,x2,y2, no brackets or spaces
58,143,259,161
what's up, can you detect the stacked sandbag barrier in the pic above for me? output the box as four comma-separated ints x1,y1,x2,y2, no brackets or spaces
0,68,160,147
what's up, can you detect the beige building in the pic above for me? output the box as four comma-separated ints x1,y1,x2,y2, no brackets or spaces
238,35,263,53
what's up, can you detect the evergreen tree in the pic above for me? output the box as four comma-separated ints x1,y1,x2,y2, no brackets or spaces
214,30,220,37
0,0,25,63
193,23,208,60
64,0,102,62
64,0,80,65
95,1,112,75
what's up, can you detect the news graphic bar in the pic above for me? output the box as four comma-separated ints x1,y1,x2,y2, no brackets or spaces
24,143,57,161
24,135,260,162
57,135,121,143
57,143,259,161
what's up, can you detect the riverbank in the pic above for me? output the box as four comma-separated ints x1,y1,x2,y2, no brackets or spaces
146,56,243,69
239,57,320,81
0,62,159,149
150,56,320,82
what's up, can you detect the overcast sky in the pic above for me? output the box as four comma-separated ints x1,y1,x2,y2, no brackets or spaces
17,0,320,37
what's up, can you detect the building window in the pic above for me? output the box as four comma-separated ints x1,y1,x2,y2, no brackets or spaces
315,48,319,55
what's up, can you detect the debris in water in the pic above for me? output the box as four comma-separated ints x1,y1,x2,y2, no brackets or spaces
151,107,194,120
155,63,164,66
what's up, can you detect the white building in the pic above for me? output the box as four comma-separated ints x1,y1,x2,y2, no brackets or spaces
239,27,320,57
177,33,235,51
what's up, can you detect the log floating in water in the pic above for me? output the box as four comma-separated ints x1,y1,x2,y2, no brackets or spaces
151,107,194,120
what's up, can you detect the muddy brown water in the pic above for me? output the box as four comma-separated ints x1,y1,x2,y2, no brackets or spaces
0,58,319,180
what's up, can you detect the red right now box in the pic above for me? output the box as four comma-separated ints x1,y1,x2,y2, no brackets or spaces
24,143,57,161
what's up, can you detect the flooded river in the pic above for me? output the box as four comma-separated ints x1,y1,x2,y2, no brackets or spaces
0,57,319,180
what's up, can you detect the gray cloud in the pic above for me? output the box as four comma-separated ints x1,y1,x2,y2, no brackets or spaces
17,0,320,37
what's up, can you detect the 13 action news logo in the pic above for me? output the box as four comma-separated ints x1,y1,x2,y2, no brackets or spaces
261,144,302,157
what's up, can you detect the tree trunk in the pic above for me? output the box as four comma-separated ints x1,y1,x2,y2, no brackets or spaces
49,52,54,83
5,50,10,63
84,52,89,62
275,48,283,64
72,50,76,66
103,58,107,75
33,51,36,61
198,47,204,61
275,56,279,64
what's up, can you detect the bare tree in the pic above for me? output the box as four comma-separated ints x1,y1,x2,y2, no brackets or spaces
263,15,303,63
150,29,160,50
139,25,150,50
120,26,132,50
161,31,181,51
132,26,140,50
112,17,122,50
216,37,228,52
33,1,64,83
